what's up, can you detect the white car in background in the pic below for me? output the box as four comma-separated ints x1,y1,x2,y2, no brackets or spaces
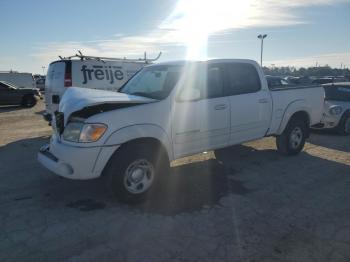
314,82,350,135
38,59,324,203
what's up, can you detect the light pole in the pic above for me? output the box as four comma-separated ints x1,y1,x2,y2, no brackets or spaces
257,34,267,67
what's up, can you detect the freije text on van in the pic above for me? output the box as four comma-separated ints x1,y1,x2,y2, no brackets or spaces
81,65,124,85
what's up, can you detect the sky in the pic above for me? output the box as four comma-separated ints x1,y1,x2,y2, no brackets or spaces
1,0,350,74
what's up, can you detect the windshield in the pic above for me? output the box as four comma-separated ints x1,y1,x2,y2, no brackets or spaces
324,85,350,101
1,81,17,89
119,65,183,99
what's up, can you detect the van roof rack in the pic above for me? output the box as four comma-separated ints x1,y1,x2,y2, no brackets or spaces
59,51,162,63
0,70,19,73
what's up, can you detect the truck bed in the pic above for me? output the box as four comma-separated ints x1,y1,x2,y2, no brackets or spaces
267,85,324,135
269,84,321,91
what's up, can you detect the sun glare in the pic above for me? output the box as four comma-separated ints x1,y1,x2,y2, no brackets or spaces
162,0,254,59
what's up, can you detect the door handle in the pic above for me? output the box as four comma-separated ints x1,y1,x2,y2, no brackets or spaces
214,104,227,110
258,98,269,104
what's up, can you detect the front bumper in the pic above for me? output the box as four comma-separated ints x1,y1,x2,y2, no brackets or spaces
38,137,119,180
313,115,341,130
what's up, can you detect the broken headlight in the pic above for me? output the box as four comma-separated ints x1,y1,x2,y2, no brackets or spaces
62,122,107,143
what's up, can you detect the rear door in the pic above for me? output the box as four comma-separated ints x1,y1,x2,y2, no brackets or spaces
224,62,272,145
0,83,11,105
45,61,67,114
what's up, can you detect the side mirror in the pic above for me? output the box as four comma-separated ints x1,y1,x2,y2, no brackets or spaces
179,88,201,102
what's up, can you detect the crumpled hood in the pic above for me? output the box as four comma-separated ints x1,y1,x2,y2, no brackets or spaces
59,87,156,122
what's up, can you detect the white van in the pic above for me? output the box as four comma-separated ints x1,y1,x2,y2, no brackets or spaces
44,53,161,119
0,71,35,89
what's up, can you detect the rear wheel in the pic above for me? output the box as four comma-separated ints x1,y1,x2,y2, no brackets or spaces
21,95,37,108
104,142,169,203
337,113,350,135
276,118,308,155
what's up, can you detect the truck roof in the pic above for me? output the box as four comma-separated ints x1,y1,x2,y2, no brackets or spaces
147,59,258,67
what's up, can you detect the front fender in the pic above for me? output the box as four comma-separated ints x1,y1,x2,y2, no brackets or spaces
276,100,311,135
103,124,174,160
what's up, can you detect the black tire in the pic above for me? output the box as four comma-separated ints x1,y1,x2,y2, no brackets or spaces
276,117,308,155
104,142,169,203
337,113,350,135
21,95,37,108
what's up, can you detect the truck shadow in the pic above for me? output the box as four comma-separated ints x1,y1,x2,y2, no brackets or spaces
131,143,350,215
134,156,253,215
1,137,349,216
308,131,350,152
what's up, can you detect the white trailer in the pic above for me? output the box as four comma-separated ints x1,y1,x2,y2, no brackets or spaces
44,51,161,117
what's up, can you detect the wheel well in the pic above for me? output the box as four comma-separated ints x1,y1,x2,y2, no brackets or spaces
339,110,350,126
342,109,350,117
290,111,310,137
102,137,170,177
291,111,310,126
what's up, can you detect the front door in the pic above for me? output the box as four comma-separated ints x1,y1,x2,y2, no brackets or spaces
0,83,17,105
171,65,202,158
200,63,230,150
171,63,230,158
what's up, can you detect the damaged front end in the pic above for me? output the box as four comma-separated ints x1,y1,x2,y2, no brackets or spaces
54,111,65,135
53,87,156,139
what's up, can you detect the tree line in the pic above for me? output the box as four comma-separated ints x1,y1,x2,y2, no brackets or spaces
263,66,350,78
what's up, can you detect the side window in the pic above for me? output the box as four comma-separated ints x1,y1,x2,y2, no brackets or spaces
176,65,202,102
224,63,261,96
203,65,224,99
281,79,289,85
0,83,8,90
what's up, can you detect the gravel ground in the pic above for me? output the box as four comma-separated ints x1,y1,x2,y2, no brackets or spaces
0,101,350,262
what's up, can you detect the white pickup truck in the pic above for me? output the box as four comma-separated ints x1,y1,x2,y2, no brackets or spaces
38,59,324,202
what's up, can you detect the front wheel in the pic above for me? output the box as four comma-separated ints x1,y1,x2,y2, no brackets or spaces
104,143,168,203
276,118,308,155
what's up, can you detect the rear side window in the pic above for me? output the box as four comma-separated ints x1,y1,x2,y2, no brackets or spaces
224,63,261,96
203,64,225,99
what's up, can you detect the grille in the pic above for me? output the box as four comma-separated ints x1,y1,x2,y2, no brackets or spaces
55,112,64,135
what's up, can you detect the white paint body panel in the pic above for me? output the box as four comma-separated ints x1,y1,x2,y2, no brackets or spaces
268,87,324,135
